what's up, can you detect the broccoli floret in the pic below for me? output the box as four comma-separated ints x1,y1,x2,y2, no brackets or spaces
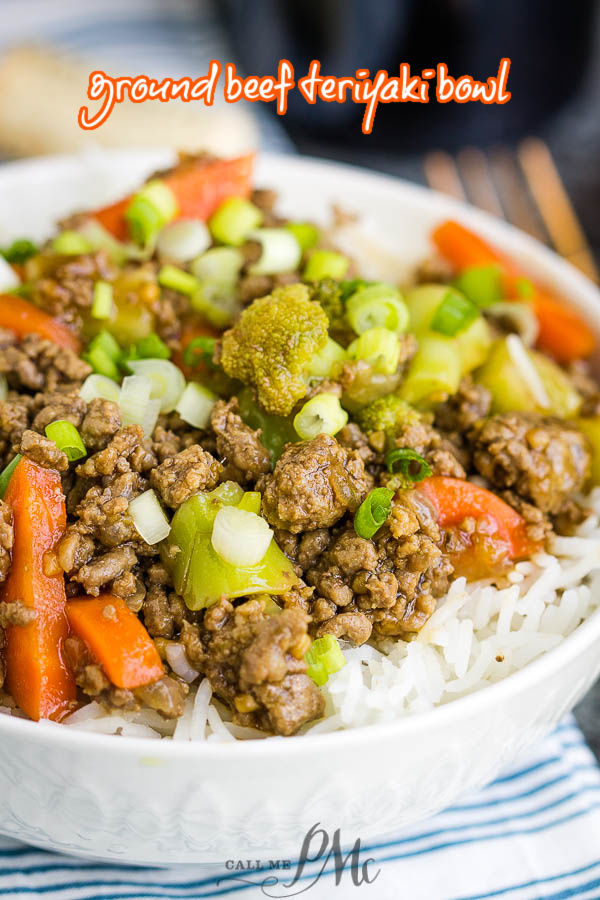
219,283,329,416
356,394,421,438
309,278,344,326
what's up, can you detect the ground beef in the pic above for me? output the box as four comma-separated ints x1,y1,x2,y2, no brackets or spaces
77,425,156,479
142,584,188,639
337,422,376,467
31,391,87,434
387,416,467,480
0,330,90,393
134,676,187,719
151,426,181,462
80,399,122,451
150,444,222,508
306,490,451,642
210,398,271,482
0,599,34,628
470,413,591,515
568,360,600,416
29,250,116,332
73,545,138,595
181,599,324,735
19,429,68,471
435,377,492,434
500,490,553,543
260,434,370,533
73,472,147,547
0,501,13,585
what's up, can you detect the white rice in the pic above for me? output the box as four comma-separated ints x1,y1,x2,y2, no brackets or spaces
57,487,600,741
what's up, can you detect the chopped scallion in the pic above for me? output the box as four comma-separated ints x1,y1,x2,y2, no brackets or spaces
190,281,240,328
285,222,320,252
91,280,114,320
190,247,244,282
125,179,178,246
87,330,122,363
51,231,93,256
303,250,349,282
126,359,185,413
353,487,394,540
293,393,348,440
157,264,199,296
209,196,263,246
431,289,479,337
452,265,503,308
211,505,273,566
183,336,216,369
129,489,171,544
175,382,217,429
130,333,171,361
247,228,302,276
156,219,210,264
84,345,120,381
0,454,22,499
306,337,347,378
347,327,401,375
305,635,346,686
79,373,121,404
44,420,87,462
346,284,409,335
385,448,432,482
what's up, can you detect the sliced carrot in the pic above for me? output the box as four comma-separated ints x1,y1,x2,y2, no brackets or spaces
0,293,81,353
419,476,539,560
2,459,75,721
432,219,595,362
94,153,256,241
65,595,164,690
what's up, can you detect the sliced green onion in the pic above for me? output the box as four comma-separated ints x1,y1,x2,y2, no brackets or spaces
127,359,185,413
209,197,263,246
385,448,432,482
452,265,503,308
347,327,401,375
484,301,539,347
247,228,302,275
431,290,479,337
76,220,132,265
175,382,217,429
84,345,120,380
354,487,395,540
1,239,38,265
183,336,216,369
285,222,320,252
51,230,93,256
129,489,171,544
44,420,87,462
399,335,461,408
0,454,22,499
238,491,262,515
293,392,348,440
305,634,346,686
191,281,239,328
119,374,152,427
190,247,244,282
91,280,115,320
79,373,121,404
125,179,178,246
303,250,349,282
211,505,273,567
130,333,171,361
0,374,7,403
0,257,19,292
340,278,371,301
88,330,122,363
346,284,409,335
156,219,210,264
306,337,347,378
157,264,199,296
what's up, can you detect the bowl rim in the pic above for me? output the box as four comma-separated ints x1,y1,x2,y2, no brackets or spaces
1,148,599,758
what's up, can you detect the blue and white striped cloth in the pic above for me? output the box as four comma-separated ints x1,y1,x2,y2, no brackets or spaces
1,718,600,899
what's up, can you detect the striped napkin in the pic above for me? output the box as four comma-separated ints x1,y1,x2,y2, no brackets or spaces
0,717,599,900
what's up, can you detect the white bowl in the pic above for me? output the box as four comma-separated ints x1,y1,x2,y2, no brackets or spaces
1,150,600,865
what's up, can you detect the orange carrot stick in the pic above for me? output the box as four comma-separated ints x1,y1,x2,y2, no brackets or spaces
65,595,164,690
2,459,75,721
419,476,539,560
432,219,595,362
0,294,81,353
94,153,256,241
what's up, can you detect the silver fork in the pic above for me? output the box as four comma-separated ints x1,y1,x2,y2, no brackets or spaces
423,138,599,284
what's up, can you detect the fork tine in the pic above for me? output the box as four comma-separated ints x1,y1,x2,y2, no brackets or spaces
423,151,466,202
487,146,548,244
456,147,504,218
518,138,599,283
